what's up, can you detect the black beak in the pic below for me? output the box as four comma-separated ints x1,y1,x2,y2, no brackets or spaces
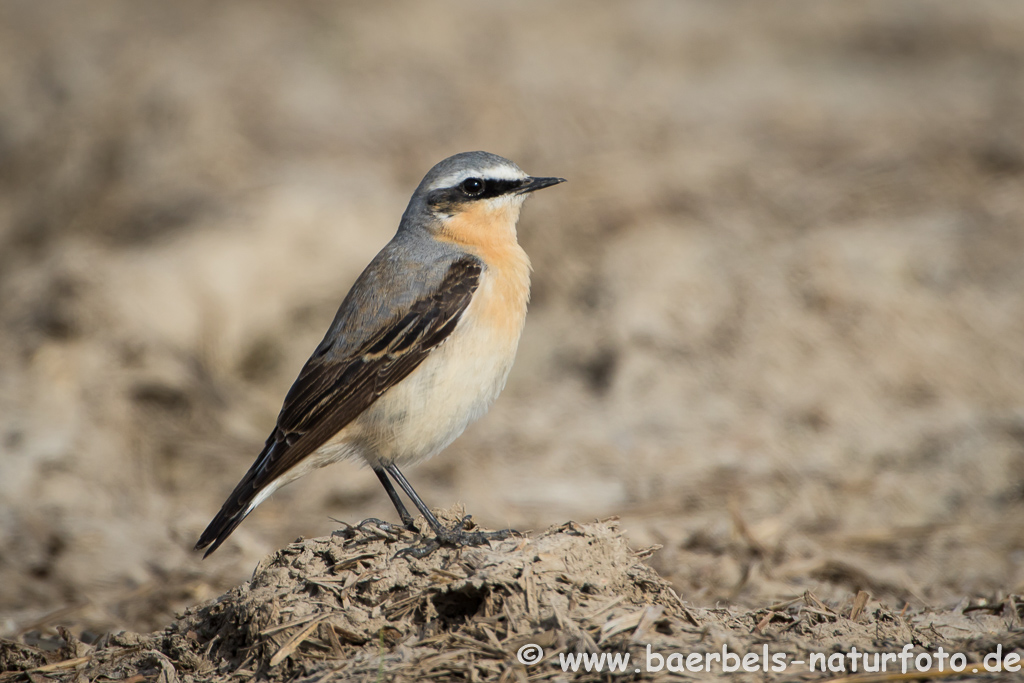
517,176,566,194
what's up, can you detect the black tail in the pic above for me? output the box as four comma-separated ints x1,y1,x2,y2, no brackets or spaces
194,459,266,558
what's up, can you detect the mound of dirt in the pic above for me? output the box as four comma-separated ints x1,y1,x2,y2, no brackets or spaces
3,513,1021,682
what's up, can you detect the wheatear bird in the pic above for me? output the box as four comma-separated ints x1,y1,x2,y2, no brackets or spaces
195,151,564,557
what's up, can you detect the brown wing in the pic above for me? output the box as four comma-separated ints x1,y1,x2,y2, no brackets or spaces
195,258,482,556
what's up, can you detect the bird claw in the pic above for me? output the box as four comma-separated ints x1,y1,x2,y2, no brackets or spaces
393,538,442,560
392,515,518,559
355,517,410,541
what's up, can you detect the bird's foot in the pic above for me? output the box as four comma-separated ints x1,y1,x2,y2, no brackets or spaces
353,517,411,542
394,515,517,560
435,515,516,546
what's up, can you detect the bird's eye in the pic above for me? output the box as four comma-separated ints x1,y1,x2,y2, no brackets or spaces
460,177,485,196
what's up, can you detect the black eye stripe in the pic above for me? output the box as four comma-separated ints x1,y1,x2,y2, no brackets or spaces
468,178,523,199
427,178,525,208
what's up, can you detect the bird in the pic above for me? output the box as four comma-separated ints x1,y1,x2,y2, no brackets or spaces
195,151,564,558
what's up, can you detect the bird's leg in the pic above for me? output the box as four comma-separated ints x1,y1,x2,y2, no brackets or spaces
383,464,516,556
373,466,418,531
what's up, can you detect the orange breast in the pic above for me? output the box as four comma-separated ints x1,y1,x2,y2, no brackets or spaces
438,199,532,339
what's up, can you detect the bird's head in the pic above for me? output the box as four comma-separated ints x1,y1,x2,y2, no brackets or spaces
402,152,564,246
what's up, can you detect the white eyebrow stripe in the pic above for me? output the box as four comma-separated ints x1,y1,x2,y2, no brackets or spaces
428,164,528,191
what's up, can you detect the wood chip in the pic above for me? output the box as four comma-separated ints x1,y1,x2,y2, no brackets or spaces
630,605,665,643
598,608,645,643
259,613,324,638
580,596,624,621
268,616,328,667
755,610,775,634
523,565,538,620
803,590,835,614
28,657,92,674
849,590,871,622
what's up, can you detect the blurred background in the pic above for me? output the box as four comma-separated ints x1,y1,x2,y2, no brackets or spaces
2,0,1023,638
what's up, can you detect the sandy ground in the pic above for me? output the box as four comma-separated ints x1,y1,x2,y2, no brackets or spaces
1,0,1023,668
